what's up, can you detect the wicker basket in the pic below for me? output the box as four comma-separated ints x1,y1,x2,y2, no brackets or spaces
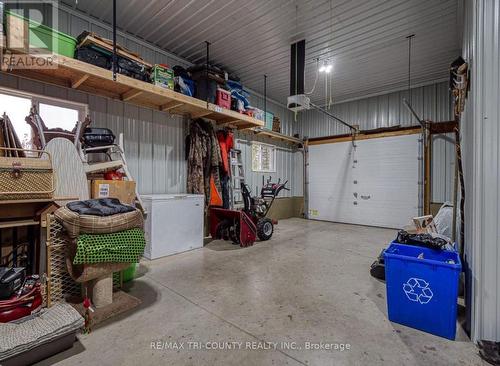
0,147,55,200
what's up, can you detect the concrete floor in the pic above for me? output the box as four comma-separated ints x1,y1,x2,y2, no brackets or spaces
39,218,483,366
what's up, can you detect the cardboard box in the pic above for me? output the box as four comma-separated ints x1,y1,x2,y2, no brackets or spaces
91,180,136,205
412,215,438,234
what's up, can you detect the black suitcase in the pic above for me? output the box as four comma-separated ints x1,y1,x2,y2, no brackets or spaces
82,127,115,147
75,46,111,70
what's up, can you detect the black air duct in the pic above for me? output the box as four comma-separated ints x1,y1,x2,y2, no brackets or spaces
290,39,305,96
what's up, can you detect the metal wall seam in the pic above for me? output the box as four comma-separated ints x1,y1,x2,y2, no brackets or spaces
461,0,500,343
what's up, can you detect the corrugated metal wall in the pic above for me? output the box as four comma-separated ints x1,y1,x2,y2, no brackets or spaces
0,5,302,198
0,71,301,196
57,0,460,106
239,94,301,197
0,72,187,195
57,6,192,70
295,81,455,202
234,134,299,198
461,0,500,343
432,133,455,204
246,93,295,137
295,82,452,138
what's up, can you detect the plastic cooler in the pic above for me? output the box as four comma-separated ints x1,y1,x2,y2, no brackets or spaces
216,89,231,109
384,242,461,340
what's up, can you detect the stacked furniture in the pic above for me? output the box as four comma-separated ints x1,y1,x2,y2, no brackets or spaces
54,198,145,308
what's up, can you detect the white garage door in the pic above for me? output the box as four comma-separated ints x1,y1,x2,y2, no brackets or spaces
308,133,420,228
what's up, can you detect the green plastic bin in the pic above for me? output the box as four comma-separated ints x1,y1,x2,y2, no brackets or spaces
122,263,138,283
5,10,77,57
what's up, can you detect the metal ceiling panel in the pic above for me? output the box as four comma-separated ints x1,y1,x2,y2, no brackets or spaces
61,0,460,105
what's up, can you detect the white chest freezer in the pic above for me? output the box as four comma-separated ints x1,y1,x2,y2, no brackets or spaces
141,194,204,260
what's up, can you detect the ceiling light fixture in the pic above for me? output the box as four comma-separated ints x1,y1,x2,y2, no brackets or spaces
319,61,333,73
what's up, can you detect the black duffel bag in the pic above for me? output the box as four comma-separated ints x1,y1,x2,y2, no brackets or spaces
75,46,111,70
82,127,115,148
118,57,150,82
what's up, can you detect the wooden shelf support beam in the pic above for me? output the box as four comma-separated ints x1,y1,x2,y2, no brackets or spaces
190,110,213,119
160,101,184,112
120,89,143,102
71,74,89,89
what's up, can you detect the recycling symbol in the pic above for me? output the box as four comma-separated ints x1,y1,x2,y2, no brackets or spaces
403,278,433,304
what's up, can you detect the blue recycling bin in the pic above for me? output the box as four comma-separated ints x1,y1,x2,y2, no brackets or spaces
384,242,461,340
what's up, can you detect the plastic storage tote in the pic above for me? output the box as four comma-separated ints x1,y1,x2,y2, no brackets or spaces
122,263,137,283
216,89,231,109
384,242,461,340
265,112,274,130
6,11,77,58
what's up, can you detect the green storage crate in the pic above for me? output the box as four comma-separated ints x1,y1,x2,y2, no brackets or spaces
152,64,175,90
5,10,77,57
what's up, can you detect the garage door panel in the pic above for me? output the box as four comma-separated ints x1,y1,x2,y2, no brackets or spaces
308,133,419,228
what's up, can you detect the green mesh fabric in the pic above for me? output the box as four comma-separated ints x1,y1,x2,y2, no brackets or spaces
74,229,145,265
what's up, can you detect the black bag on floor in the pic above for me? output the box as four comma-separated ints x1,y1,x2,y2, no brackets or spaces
75,46,111,70
370,249,386,281
82,127,115,147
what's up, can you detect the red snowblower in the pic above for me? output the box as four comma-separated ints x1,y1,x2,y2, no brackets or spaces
0,269,43,323
210,177,289,247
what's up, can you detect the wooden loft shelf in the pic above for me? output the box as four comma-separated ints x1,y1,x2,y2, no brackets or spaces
0,219,40,229
252,128,303,145
1,54,264,130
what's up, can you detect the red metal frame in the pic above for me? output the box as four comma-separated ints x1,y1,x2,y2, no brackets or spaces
209,207,257,247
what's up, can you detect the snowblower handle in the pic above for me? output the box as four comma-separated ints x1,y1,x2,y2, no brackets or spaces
282,180,290,191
